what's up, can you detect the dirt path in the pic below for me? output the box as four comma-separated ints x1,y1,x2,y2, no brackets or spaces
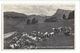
4,31,17,39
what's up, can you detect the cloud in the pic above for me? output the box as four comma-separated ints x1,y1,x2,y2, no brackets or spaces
3,4,75,16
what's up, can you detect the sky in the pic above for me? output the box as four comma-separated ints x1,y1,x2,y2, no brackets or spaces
3,4,75,16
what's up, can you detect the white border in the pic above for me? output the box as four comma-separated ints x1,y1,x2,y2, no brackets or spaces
0,0,80,53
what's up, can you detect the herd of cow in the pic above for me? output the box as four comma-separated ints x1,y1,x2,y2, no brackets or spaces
6,26,73,49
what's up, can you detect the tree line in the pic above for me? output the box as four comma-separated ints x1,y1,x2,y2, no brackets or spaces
27,18,38,24
63,11,74,19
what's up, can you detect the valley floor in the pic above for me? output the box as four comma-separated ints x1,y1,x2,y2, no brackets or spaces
4,19,74,49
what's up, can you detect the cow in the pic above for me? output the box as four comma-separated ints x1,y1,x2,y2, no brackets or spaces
60,27,72,36
49,32,55,37
52,28,60,34
9,44,15,49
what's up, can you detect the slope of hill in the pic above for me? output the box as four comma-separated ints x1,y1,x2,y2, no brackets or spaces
44,9,74,22
4,12,50,33
4,9,74,33
53,9,72,20
4,12,27,18
4,12,28,33
4,12,27,25
27,15,50,23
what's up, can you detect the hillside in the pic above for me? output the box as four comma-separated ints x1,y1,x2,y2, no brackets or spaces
27,15,50,23
4,12,28,33
4,9,74,33
53,9,73,20
45,9,74,22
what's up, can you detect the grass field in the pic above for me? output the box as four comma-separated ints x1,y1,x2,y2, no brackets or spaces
4,19,74,49
16,19,74,33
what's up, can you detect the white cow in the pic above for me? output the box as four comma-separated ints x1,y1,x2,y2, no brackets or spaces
22,32,28,36
44,32,48,36
50,32,54,35
10,44,15,49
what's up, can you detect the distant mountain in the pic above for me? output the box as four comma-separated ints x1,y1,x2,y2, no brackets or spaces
4,12,27,18
44,9,74,22
53,9,73,20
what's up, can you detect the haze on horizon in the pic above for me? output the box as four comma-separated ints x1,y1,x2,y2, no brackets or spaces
3,4,75,16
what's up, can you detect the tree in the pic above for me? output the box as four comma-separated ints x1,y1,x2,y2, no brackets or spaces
63,14,66,19
32,18,38,24
27,19,30,24
68,11,74,19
